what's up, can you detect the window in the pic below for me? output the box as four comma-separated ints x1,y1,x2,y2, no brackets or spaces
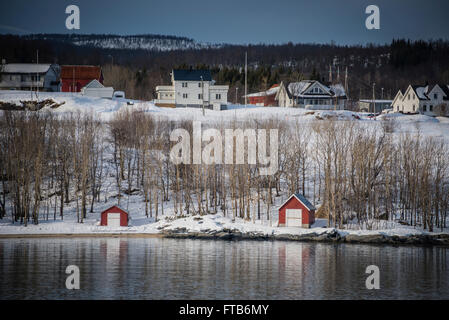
183,93,188,99
216,94,221,100
198,82,203,88
198,94,203,99
408,94,410,100
413,105,415,112
434,93,438,99
430,105,433,112
182,82,188,88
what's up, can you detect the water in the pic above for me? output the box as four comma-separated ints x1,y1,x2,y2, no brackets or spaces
0,238,448,299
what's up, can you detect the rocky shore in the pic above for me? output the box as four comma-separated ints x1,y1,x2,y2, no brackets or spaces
162,227,449,246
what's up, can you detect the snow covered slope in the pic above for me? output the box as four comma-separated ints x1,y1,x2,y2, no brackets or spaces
25,34,221,51
1,90,449,142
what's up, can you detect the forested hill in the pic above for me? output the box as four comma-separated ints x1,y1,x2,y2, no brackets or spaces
23,34,221,51
1,34,449,101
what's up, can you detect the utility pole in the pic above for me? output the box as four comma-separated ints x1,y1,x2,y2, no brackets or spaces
72,67,75,95
344,67,348,97
372,82,376,114
201,75,205,116
244,52,247,106
329,65,332,83
36,49,39,100
381,87,384,100
235,87,239,104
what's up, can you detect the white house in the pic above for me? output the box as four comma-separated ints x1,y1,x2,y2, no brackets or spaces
80,79,114,98
275,80,347,110
155,69,229,110
392,84,449,116
0,62,60,92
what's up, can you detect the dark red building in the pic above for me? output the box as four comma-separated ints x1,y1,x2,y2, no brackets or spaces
278,193,316,228
245,84,279,106
60,65,103,92
100,205,129,227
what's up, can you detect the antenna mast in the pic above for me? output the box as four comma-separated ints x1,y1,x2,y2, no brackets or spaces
245,52,247,106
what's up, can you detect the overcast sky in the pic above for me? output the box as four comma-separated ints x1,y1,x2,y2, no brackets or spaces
1,0,448,45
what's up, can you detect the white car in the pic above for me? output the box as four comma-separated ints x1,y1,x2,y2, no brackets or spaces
113,91,125,99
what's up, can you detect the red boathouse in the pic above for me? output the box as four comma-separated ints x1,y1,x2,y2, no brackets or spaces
278,193,316,228
100,205,129,227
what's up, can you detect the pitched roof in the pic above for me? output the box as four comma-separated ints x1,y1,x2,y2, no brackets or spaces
286,80,346,98
61,65,102,80
101,205,128,215
1,63,51,74
278,193,316,211
437,84,449,100
172,69,212,81
294,193,316,211
411,85,430,100
245,84,280,97
329,83,346,97
83,79,104,89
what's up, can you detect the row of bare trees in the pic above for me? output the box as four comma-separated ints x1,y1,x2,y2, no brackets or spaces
0,110,448,231
311,120,449,231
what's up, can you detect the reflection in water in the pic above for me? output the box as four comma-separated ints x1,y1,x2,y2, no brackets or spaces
0,238,448,299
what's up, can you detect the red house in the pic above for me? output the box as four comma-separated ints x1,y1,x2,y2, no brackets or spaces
278,193,316,228
100,206,129,227
60,65,104,92
245,84,279,106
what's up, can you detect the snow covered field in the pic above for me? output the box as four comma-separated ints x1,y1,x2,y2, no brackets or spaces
1,90,448,239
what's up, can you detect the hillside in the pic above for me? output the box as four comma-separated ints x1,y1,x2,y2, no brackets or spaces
1,35,449,101
1,90,449,239
24,34,221,51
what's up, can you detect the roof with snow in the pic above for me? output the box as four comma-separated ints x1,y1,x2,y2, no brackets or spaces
172,69,212,81
285,80,346,98
83,79,105,89
245,84,280,97
1,63,52,74
406,84,449,101
412,85,430,100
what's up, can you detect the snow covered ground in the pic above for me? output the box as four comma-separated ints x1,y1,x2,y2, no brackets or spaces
1,90,449,239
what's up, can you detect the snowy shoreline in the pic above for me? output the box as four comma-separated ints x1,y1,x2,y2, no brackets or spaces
162,229,449,246
1,215,448,246
0,230,448,246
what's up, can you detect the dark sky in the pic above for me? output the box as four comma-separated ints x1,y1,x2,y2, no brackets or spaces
1,0,449,45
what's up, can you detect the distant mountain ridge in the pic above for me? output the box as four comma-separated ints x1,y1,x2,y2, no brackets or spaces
23,33,223,51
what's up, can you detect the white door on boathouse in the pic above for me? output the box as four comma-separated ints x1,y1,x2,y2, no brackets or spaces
107,213,121,228
286,209,302,227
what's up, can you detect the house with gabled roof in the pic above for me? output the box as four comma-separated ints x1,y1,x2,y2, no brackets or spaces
80,79,114,98
0,62,60,91
278,193,316,228
155,69,229,110
275,80,347,110
392,84,449,116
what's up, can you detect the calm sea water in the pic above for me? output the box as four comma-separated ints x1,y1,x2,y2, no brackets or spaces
0,238,448,299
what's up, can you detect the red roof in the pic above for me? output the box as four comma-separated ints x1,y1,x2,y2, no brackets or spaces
101,205,128,215
60,65,102,80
